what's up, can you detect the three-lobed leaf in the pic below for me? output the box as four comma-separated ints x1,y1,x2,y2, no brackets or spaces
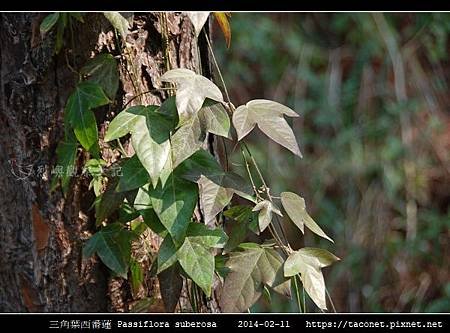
232,99,302,157
284,247,339,310
81,53,119,100
65,82,110,155
160,68,224,123
252,200,282,232
220,244,290,312
83,223,135,278
281,191,333,242
148,175,198,245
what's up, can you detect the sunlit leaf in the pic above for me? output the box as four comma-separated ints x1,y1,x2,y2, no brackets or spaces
198,175,234,224
130,106,172,188
198,100,231,138
170,114,206,168
186,12,210,37
104,106,146,142
232,99,301,157
252,200,282,232
281,192,333,242
160,68,224,123
284,247,340,310
220,244,288,312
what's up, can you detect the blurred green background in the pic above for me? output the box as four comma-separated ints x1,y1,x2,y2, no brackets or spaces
212,13,450,312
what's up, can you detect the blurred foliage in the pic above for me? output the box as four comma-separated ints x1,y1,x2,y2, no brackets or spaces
213,13,450,312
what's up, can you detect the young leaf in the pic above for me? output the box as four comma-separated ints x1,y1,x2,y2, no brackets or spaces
40,13,60,34
281,192,333,242
213,13,231,48
104,12,130,38
81,53,119,100
186,12,210,37
284,247,340,310
130,107,173,188
220,244,288,312
232,99,302,157
252,200,282,232
148,175,198,245
83,223,135,278
160,68,224,123
115,155,149,192
158,263,183,312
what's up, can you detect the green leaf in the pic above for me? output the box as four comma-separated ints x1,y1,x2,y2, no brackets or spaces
55,13,67,54
232,99,302,157
96,177,126,226
220,244,288,312
130,107,173,188
280,192,333,242
83,223,134,278
160,68,224,123
223,206,258,253
105,106,146,142
157,235,178,274
284,247,340,310
115,155,149,192
252,200,282,232
185,223,228,248
148,175,198,245
51,132,78,195
104,12,130,38
170,114,206,168
177,149,224,182
81,53,119,100
65,82,109,154
40,13,59,34
130,259,144,293
198,100,231,138
177,235,215,297
186,12,210,37
133,185,167,236
158,264,183,312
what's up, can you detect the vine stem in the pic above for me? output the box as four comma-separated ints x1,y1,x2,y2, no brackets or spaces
203,31,232,108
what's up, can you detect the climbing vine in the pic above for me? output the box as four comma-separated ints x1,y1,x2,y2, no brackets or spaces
46,12,339,313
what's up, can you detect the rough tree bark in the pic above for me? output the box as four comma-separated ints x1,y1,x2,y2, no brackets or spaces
0,12,217,312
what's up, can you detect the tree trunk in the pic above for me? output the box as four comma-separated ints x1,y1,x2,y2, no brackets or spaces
0,12,215,312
